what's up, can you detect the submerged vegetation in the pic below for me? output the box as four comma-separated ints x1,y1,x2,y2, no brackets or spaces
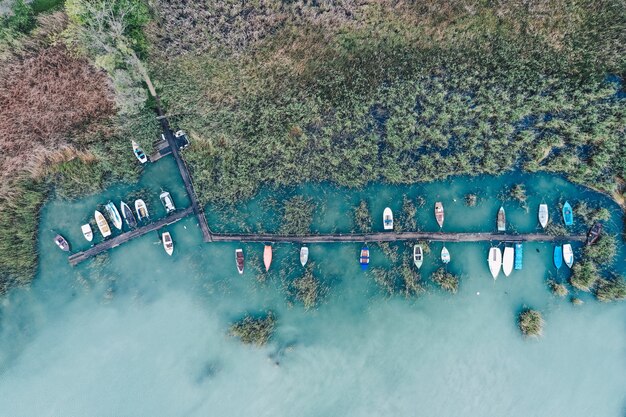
570,262,600,292
431,268,459,294
229,312,276,346
371,258,424,298
279,196,315,236
548,280,569,297
595,276,626,302
353,200,372,233
518,309,544,338
290,265,325,310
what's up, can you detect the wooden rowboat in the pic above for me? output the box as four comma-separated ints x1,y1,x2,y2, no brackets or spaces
264,245,272,271
435,202,444,228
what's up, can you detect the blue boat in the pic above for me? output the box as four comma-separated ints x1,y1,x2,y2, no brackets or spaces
514,243,523,270
554,245,563,269
359,244,370,270
562,201,573,226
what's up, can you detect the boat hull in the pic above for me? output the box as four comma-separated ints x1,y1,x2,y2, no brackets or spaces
94,210,111,237
264,245,272,271
586,223,602,245
360,244,370,270
488,247,502,279
120,201,137,228
441,246,450,264
81,224,93,242
554,246,563,269
236,249,244,274
562,201,573,226
413,245,423,269
538,204,549,229
160,191,176,214
563,244,574,268
300,247,309,267
383,207,394,230
502,247,514,276
497,207,506,232
132,141,148,164
54,235,70,251
162,232,174,255
105,202,123,230
435,202,444,228
135,199,149,221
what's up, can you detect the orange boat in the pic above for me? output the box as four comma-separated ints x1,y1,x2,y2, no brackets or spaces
263,245,272,271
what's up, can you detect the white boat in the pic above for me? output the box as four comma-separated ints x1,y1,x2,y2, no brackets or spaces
135,199,149,221
81,224,93,242
236,249,244,274
502,246,514,277
105,202,123,230
488,247,502,279
538,204,549,228
441,246,450,264
383,207,393,230
563,244,574,268
300,246,309,267
132,140,148,164
94,210,111,237
160,191,176,214
162,232,173,255
120,201,137,228
435,202,444,228
413,244,423,269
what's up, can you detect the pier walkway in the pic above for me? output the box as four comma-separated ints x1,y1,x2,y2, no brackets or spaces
210,232,586,243
68,207,193,266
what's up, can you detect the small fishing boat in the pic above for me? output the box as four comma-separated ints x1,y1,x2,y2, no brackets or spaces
54,234,70,251
538,204,549,229
497,206,506,232
132,140,148,164
120,201,137,228
162,232,174,255
488,247,502,279
435,202,444,228
563,244,574,268
263,245,272,272
105,201,123,230
562,201,573,226
383,207,394,230
160,191,176,214
300,246,309,267
360,244,370,270
502,246,514,277
586,222,602,245
413,244,423,269
514,243,523,270
135,199,149,221
81,224,93,242
235,249,244,274
441,246,450,264
554,245,563,269
94,210,111,237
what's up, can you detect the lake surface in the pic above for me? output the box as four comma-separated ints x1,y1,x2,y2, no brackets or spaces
0,156,624,416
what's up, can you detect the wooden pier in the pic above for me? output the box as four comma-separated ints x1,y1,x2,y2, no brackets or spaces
68,207,193,266
210,232,586,243
158,115,213,242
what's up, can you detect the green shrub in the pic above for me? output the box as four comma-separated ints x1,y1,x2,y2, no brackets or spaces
595,276,626,302
431,267,459,293
583,234,617,264
518,309,544,337
569,262,599,292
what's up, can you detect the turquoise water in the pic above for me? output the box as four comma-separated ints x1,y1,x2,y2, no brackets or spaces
0,156,625,416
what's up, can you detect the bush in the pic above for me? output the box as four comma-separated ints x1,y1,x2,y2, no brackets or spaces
518,309,544,337
548,280,568,297
569,262,599,292
595,276,626,302
229,312,276,346
583,234,617,264
431,267,459,293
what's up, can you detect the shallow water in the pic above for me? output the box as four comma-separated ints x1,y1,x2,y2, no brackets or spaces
0,156,625,416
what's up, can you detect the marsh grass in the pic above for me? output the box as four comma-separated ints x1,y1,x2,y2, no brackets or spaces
518,309,544,338
229,311,276,346
431,267,459,294
595,276,626,302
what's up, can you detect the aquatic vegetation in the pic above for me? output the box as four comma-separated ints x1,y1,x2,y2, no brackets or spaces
371,262,424,298
431,268,459,294
595,276,626,302
583,234,617,265
574,202,611,226
377,242,399,263
290,266,324,310
570,262,600,292
397,195,418,232
279,196,315,235
465,194,478,207
545,224,568,237
353,200,372,233
548,280,569,297
518,309,544,338
399,260,424,298
229,312,276,346
571,297,584,306
510,185,527,204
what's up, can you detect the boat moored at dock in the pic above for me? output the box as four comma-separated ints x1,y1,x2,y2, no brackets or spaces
162,232,174,255
435,202,444,228
132,140,148,164
514,243,523,270
360,244,370,270
502,246,514,276
538,204,549,229
563,244,574,268
54,234,70,251
81,224,93,242
160,191,176,214
488,247,502,279
441,246,450,264
497,206,506,232
236,249,244,274
554,245,563,269
300,246,309,267
264,245,272,271
94,210,111,237
120,201,137,228
586,223,602,245
562,201,573,226
413,244,423,269
105,202,123,230
135,199,149,222
383,207,394,230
